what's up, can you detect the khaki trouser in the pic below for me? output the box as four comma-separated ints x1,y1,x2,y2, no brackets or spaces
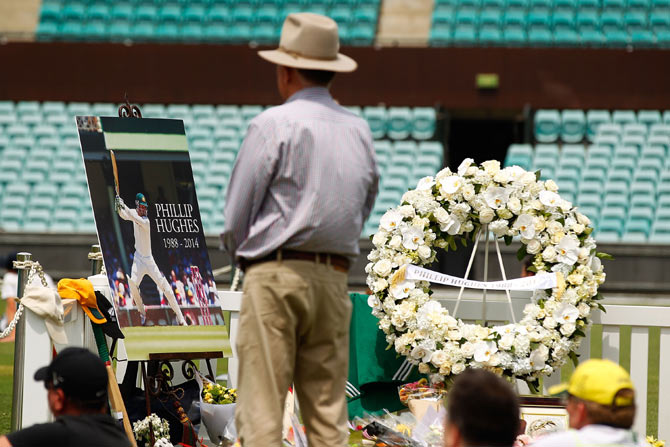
235,259,351,447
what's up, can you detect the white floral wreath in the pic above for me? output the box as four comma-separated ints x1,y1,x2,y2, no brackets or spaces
365,159,607,389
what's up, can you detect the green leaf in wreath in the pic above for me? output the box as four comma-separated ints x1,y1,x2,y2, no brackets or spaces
526,265,538,273
504,235,513,246
569,350,580,368
448,236,457,251
516,245,527,262
583,227,593,236
596,302,607,313
557,217,565,226
573,329,586,338
535,170,542,181
460,236,468,247
527,379,540,394
596,252,615,260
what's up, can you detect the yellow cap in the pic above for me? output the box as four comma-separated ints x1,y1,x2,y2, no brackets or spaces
58,278,107,325
548,359,635,407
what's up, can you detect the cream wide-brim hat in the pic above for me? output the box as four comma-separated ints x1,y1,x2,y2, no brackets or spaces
258,12,357,73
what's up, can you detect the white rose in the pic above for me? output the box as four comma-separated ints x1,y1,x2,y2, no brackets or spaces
389,235,402,250
560,323,576,336
526,239,542,254
452,363,466,374
572,223,585,235
461,342,476,357
462,184,476,201
457,158,474,176
372,231,388,247
542,246,557,262
430,350,449,368
371,279,388,293
372,259,393,277
418,362,431,374
479,207,495,223
417,245,432,260
542,317,557,329
493,169,511,184
411,345,433,363
398,205,416,218
497,208,513,219
507,197,522,214
578,302,591,317
577,212,591,226
499,333,515,350
545,179,559,192
482,160,501,176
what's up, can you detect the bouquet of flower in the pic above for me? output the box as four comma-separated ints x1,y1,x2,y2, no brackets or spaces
201,382,237,405
133,413,173,447
398,378,447,406
196,372,237,445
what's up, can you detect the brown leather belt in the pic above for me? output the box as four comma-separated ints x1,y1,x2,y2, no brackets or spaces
239,249,350,273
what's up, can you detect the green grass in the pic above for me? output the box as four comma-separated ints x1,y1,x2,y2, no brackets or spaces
0,296,13,435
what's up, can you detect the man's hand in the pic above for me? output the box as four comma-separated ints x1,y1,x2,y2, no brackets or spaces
0,435,13,447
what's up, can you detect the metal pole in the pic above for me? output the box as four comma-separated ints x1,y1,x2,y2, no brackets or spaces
482,227,489,326
90,244,103,275
11,252,32,431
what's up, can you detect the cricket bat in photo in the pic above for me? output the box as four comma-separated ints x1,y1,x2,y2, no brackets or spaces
92,325,137,447
110,149,120,196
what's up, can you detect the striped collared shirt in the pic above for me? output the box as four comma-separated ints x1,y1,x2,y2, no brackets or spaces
222,87,379,263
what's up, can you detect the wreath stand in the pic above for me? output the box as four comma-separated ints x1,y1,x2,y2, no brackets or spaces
452,224,518,325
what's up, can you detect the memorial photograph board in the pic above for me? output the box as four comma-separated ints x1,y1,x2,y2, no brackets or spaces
76,115,230,360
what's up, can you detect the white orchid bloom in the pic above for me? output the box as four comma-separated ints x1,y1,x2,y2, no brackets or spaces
514,214,536,239
484,186,510,209
380,210,403,232
557,235,580,265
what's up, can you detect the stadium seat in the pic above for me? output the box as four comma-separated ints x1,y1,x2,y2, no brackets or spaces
586,110,611,141
387,107,412,140
534,109,561,142
412,108,436,140
363,107,387,139
561,110,586,142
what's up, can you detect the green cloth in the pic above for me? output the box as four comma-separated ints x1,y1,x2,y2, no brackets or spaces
347,293,424,419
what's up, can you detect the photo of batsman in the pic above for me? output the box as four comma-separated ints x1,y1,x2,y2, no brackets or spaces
76,115,224,329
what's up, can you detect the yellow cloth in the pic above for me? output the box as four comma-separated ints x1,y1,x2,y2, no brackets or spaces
57,278,107,324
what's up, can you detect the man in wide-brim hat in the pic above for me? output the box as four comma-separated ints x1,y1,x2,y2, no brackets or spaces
222,12,379,447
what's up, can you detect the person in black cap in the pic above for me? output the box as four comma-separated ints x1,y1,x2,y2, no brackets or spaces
0,347,132,447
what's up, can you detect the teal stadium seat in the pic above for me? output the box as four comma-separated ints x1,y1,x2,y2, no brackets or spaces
363,107,387,139
553,12,579,46
412,108,436,140
527,11,553,46
387,107,412,140
534,110,561,142
561,110,586,142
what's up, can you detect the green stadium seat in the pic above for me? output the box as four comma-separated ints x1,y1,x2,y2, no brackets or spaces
629,0,651,11
638,110,662,129
621,134,646,149
183,5,206,23
412,108,436,140
207,5,229,23
61,3,86,21
612,110,637,126
561,110,586,142
216,105,240,120
479,27,503,45
452,24,477,45
135,5,157,22
430,24,452,45
562,144,586,161
536,144,560,160
108,20,131,41
87,4,110,21
534,110,561,142
505,0,529,12
110,4,133,21
363,107,387,139
40,2,61,21
641,145,666,164
393,141,418,157
648,135,670,150
585,110,611,141
387,107,412,140
604,0,627,10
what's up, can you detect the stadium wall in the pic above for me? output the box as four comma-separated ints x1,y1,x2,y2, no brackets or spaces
1,42,670,109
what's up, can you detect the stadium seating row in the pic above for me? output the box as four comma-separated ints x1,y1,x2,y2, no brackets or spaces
0,101,437,142
504,142,670,243
0,101,443,236
431,0,670,46
534,109,670,143
37,0,380,44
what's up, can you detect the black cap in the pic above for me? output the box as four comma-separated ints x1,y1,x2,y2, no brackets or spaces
34,347,108,401
2,252,18,271
95,291,124,339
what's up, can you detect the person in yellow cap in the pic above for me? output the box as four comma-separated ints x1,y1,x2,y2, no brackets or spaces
532,358,643,447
